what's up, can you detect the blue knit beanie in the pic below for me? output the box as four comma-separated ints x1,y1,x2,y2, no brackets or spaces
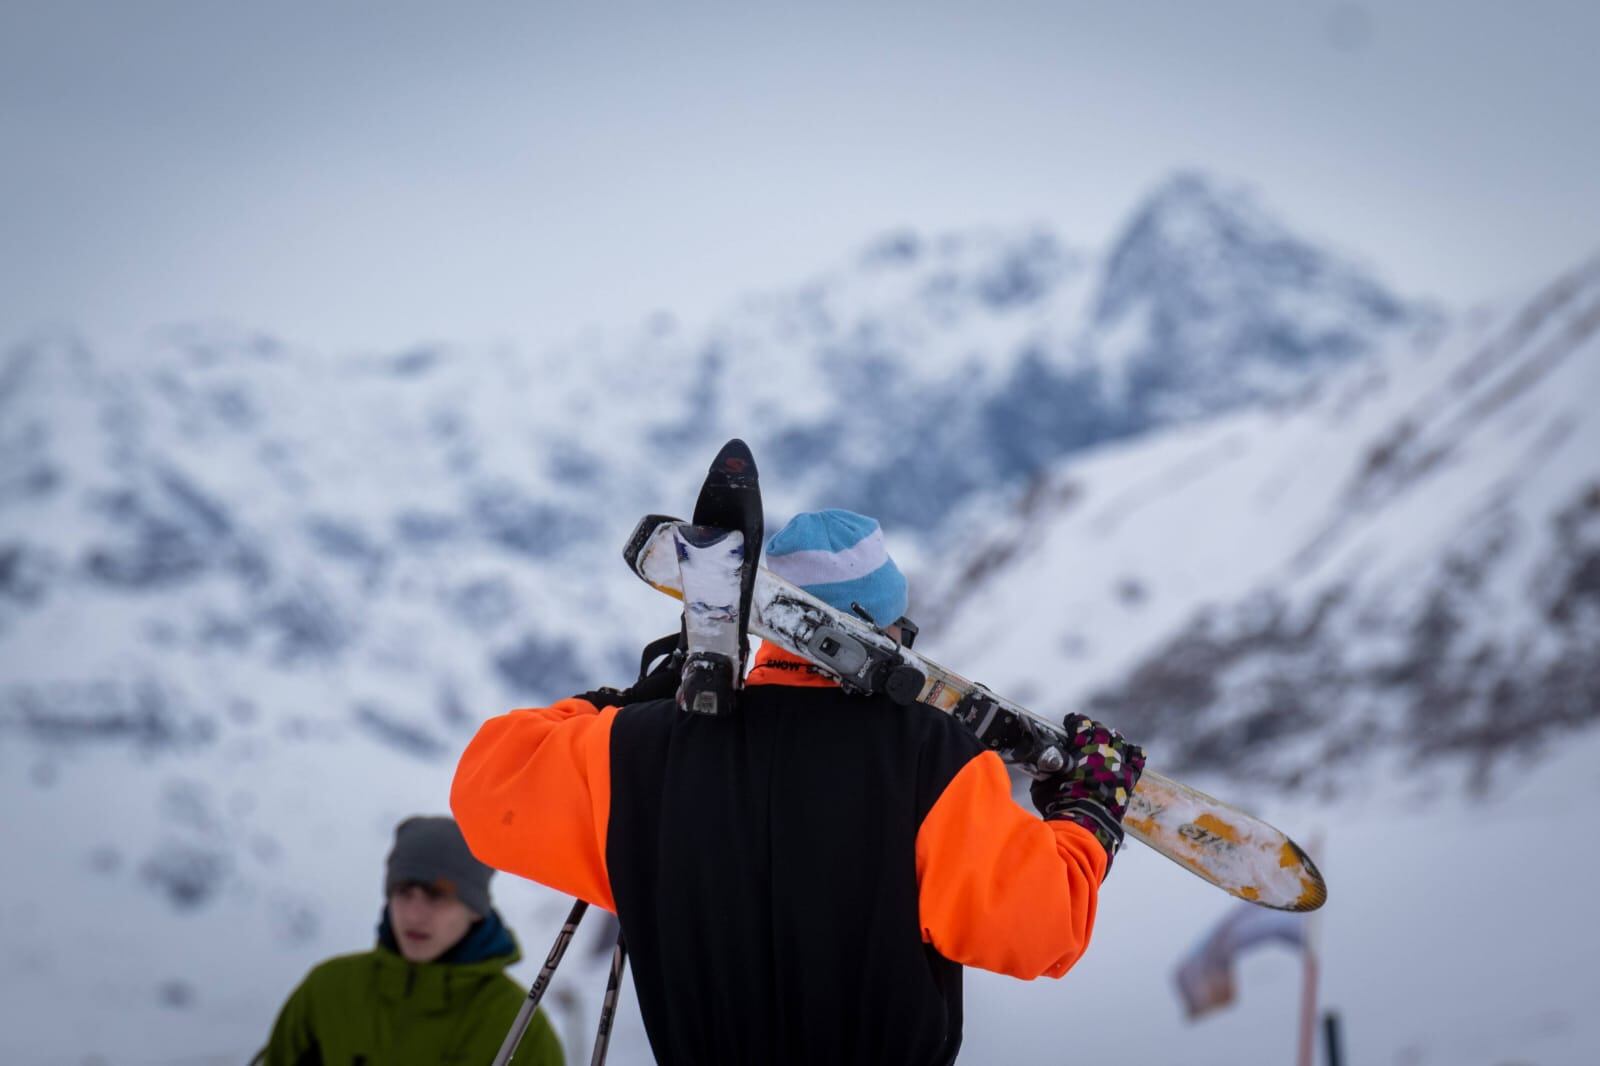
765,509,908,627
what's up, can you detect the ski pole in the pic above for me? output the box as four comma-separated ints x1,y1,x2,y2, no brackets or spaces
588,931,629,1066
491,898,589,1066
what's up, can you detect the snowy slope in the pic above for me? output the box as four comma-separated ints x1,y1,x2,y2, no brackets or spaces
930,255,1600,787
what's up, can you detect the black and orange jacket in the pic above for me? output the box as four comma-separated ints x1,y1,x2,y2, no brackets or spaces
451,645,1107,1066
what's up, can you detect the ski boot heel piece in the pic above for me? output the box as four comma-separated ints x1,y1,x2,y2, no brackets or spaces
678,651,738,716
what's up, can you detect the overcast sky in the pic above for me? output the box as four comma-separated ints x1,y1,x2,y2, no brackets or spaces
2,1,1596,354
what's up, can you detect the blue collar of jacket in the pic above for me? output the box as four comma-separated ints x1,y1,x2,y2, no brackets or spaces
370,906,522,1010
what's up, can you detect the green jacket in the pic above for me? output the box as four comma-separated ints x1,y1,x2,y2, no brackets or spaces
256,912,563,1066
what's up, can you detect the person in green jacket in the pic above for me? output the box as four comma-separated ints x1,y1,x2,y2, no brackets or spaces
255,815,563,1066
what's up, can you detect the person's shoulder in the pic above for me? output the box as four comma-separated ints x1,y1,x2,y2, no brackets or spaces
486,969,532,1002
908,699,985,755
906,701,988,810
481,970,555,1022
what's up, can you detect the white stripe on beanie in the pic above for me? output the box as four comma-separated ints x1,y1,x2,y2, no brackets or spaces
767,526,890,587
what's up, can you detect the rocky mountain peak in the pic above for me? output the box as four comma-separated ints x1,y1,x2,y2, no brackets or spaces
1087,172,1421,420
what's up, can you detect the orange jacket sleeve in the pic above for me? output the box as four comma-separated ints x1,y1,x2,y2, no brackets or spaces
915,750,1108,979
450,698,618,912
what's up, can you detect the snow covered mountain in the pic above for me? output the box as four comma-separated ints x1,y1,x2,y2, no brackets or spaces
928,251,1600,1066
681,172,1423,530
14,171,1593,1064
930,254,1600,792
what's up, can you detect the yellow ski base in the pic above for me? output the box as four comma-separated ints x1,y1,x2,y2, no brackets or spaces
1124,771,1326,912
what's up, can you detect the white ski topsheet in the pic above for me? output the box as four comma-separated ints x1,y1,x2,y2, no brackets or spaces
672,526,745,658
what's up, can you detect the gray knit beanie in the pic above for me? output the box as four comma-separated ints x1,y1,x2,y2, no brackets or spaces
384,815,494,917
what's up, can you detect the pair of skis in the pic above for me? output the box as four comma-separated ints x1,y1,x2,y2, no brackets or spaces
631,439,1327,914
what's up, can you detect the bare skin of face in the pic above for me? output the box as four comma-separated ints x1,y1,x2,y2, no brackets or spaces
389,883,477,963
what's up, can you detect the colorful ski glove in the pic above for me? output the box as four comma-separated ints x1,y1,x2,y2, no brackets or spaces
1028,712,1146,869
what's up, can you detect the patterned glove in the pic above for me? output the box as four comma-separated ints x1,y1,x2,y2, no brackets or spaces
1029,712,1146,868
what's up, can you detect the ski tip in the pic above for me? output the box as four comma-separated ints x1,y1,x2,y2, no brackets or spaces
1239,841,1327,912
708,437,758,481
1246,839,1326,912
1284,841,1328,912
623,514,684,575
693,437,764,533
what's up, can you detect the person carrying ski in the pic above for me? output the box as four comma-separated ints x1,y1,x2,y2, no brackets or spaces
254,815,564,1066
451,509,1144,1066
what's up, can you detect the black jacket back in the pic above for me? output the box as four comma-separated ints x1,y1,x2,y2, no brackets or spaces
606,677,986,1066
